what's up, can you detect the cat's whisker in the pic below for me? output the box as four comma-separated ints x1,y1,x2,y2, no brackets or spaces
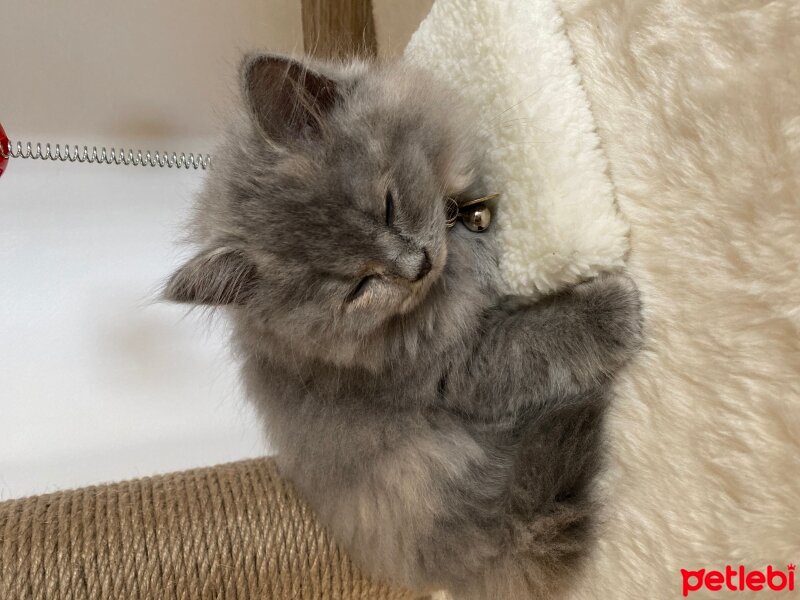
486,86,544,126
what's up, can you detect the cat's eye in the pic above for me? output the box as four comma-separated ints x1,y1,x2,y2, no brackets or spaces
347,275,373,303
385,189,395,227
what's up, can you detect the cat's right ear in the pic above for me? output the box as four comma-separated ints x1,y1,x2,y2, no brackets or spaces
240,53,339,143
163,247,257,306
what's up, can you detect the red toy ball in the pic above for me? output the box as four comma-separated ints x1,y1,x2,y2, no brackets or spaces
0,121,9,178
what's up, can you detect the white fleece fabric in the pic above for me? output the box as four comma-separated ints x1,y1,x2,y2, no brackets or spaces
558,1,800,597
405,0,628,295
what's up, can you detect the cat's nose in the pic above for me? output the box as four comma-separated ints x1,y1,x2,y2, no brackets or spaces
414,249,432,281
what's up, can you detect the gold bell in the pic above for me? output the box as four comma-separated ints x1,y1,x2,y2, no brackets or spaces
462,204,492,232
444,193,499,232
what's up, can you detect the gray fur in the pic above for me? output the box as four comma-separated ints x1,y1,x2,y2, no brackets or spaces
164,54,643,599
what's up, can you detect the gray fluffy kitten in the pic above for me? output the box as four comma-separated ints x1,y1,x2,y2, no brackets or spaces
165,54,642,599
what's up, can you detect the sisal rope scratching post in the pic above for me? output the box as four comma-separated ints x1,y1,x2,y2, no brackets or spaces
0,458,420,599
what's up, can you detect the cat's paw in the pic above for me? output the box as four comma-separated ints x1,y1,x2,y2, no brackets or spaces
573,272,643,368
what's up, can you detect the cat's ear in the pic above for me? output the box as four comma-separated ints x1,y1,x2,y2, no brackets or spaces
240,53,339,143
164,247,257,306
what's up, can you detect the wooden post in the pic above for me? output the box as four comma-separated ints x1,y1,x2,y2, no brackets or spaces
301,0,378,60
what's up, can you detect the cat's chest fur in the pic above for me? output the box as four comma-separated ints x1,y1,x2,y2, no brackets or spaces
237,284,489,465
244,315,464,420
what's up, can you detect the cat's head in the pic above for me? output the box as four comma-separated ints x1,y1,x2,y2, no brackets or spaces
165,54,490,368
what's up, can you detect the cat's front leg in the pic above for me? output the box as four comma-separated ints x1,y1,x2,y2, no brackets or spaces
449,272,642,417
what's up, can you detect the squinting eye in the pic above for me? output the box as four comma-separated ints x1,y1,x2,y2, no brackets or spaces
347,275,373,303
385,189,395,227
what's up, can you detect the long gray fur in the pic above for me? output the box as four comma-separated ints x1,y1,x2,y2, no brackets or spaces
164,54,643,599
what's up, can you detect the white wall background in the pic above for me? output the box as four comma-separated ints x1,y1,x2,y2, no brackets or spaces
0,162,268,500
0,0,432,500
2,0,303,142
0,0,304,500
2,0,432,142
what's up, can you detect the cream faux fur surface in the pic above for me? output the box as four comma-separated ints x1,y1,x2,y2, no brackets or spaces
553,1,800,598
405,0,628,296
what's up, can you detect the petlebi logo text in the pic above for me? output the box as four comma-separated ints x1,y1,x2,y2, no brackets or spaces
681,564,795,596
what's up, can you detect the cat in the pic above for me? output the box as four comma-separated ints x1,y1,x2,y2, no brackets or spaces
164,53,643,599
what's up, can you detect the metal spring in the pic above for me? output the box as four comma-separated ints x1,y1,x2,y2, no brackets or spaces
1,139,211,170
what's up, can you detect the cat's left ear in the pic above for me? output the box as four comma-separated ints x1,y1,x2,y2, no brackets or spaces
240,53,340,143
164,247,257,306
